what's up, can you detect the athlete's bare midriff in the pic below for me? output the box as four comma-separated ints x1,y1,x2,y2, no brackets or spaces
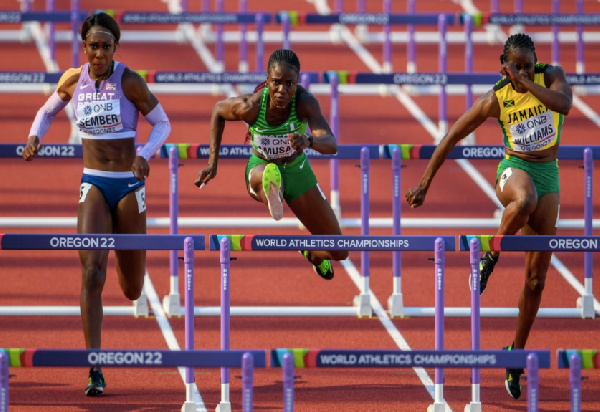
505,144,558,163
82,138,137,171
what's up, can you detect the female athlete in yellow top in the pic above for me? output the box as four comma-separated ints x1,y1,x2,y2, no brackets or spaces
406,33,572,400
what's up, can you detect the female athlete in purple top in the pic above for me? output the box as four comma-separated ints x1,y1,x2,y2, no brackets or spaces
22,11,170,396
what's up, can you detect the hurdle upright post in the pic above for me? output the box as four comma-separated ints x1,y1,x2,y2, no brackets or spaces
576,0,584,74
0,351,7,412
242,353,253,412
552,0,560,66
437,14,448,140
164,146,182,317
463,14,475,145
283,353,294,412
255,13,264,72
281,12,290,50
527,353,539,412
407,0,416,73
388,148,404,317
354,147,372,317
239,0,249,72
329,72,341,220
182,237,196,412
466,238,482,412
216,237,232,412
570,353,582,412
578,147,595,318
216,0,225,71
428,237,447,412
382,0,392,73
70,0,79,70
46,0,56,62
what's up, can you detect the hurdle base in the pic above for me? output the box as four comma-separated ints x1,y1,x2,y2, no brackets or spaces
163,293,183,318
464,402,482,412
353,294,372,318
387,293,404,318
133,295,149,318
215,402,231,412
577,295,596,319
427,402,447,412
181,401,196,412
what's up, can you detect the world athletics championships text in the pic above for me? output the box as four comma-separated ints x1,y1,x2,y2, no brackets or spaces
318,353,497,367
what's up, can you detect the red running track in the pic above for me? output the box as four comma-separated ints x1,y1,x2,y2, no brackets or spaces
1,1,600,411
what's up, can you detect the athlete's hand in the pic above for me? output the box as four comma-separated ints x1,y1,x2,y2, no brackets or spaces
22,135,42,161
132,156,150,180
288,132,308,153
500,61,528,93
194,163,217,189
405,186,426,208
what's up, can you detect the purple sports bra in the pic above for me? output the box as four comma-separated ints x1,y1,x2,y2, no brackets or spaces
72,61,138,139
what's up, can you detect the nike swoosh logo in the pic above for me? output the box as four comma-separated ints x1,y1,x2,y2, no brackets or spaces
299,159,307,169
81,84,90,89
128,182,139,187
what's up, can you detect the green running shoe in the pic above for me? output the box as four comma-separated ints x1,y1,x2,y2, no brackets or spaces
85,368,107,396
504,345,524,399
469,251,498,295
262,163,283,221
300,250,334,280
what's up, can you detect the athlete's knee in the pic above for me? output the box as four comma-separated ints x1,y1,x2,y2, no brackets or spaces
81,265,106,293
525,274,546,294
513,194,537,217
121,283,143,301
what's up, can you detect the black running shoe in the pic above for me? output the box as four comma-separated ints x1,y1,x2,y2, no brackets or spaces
300,250,334,280
504,345,524,399
469,251,498,295
85,368,107,396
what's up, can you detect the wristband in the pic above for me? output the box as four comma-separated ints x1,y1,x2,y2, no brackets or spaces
307,134,313,147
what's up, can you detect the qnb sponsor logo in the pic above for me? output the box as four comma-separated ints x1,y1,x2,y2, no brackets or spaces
549,238,599,250
15,145,76,157
461,146,505,158
88,351,163,365
50,236,115,248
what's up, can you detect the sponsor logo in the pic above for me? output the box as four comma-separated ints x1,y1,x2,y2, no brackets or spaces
515,123,527,134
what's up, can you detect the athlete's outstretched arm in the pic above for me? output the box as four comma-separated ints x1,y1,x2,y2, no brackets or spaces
406,89,500,208
194,94,259,188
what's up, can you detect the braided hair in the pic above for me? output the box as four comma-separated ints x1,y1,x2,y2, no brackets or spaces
267,49,301,73
500,33,536,64
81,11,121,43
244,50,302,143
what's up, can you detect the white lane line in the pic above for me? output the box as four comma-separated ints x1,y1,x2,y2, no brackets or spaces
144,273,207,411
341,259,452,411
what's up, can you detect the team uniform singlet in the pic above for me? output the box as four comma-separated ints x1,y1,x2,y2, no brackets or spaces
494,63,564,154
247,86,308,160
72,61,139,139
493,63,562,198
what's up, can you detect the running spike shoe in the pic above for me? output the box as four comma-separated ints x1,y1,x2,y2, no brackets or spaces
85,368,107,396
504,344,524,400
300,250,334,280
262,163,283,221
469,251,498,295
